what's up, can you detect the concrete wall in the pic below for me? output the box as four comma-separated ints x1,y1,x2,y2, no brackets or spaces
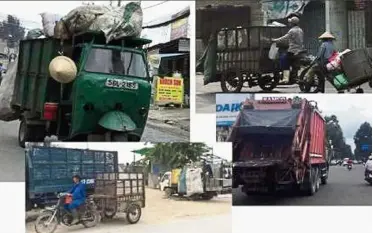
326,0,348,50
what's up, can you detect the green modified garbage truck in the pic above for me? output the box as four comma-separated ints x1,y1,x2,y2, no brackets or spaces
11,32,152,147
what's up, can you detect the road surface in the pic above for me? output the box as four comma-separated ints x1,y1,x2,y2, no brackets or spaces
26,213,231,233
196,75,372,113
0,110,189,182
233,165,372,206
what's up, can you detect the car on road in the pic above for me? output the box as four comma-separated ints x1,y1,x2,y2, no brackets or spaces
330,160,338,166
353,160,359,164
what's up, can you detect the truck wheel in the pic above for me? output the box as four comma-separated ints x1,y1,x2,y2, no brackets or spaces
126,203,141,224
201,192,215,200
220,70,243,93
315,168,320,192
104,210,116,219
321,168,328,185
164,188,173,198
305,168,316,196
18,119,31,148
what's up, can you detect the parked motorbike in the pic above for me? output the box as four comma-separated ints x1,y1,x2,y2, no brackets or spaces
365,169,372,185
34,193,100,233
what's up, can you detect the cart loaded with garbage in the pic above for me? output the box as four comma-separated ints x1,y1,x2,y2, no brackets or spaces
321,47,372,93
91,172,145,224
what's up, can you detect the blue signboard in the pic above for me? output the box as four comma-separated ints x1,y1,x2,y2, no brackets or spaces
361,144,371,152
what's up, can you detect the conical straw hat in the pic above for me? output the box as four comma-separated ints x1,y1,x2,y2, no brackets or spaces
319,32,335,40
49,56,77,83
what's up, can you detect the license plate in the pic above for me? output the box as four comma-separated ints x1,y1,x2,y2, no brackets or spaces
105,79,138,90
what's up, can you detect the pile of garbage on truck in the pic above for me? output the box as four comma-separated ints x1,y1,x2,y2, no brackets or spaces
27,1,143,43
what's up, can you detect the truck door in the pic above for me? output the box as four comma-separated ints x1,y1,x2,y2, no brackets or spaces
160,172,171,191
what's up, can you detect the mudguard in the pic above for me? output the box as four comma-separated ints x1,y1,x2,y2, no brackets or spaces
98,111,137,132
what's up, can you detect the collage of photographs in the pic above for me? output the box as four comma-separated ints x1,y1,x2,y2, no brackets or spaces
0,0,371,233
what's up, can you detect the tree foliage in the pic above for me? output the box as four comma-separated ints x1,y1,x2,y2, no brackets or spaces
0,15,25,48
325,115,353,159
143,143,210,169
353,122,372,161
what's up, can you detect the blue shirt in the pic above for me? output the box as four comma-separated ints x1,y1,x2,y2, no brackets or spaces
69,182,86,201
317,41,337,65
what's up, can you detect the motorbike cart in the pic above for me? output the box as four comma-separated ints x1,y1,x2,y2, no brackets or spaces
211,26,293,92
12,32,153,147
299,48,372,93
34,193,100,233
91,172,145,224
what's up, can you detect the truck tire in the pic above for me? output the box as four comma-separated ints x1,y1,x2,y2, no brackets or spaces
305,167,316,196
315,168,321,192
18,118,31,148
321,167,329,185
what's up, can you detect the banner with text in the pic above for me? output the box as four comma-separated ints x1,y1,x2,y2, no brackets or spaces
155,77,184,105
216,94,254,126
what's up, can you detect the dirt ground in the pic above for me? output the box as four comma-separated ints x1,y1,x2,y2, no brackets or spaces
26,188,231,232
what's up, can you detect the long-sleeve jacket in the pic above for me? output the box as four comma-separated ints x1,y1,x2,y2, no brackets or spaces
316,41,337,65
68,182,86,203
273,26,304,55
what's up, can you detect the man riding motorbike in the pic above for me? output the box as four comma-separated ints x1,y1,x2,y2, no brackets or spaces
347,158,353,169
272,15,304,84
302,31,337,92
64,175,86,225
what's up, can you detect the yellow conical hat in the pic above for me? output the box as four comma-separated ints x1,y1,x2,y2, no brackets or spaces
49,56,77,83
319,32,336,40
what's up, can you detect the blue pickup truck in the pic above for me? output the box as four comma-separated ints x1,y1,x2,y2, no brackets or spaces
26,146,118,210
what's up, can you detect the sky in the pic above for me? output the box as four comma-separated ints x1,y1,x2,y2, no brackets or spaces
49,142,232,164
254,94,372,151
0,1,191,45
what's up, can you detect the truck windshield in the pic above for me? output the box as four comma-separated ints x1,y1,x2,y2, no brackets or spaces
85,48,148,78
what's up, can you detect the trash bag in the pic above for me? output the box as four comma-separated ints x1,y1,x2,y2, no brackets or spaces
25,29,44,39
201,33,218,85
40,12,62,37
0,58,19,121
268,43,279,60
61,2,143,43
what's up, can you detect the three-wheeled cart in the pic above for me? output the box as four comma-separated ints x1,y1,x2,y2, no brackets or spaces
202,26,292,92
92,172,145,224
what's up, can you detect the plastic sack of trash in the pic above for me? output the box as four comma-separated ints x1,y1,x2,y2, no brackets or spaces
60,2,143,43
40,12,62,37
268,43,279,60
0,59,20,121
25,29,44,39
185,167,203,196
326,49,351,72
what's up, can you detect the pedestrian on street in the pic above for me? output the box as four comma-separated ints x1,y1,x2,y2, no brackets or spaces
272,15,304,83
303,32,337,88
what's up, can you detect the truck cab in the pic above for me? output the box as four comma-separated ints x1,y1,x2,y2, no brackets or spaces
13,32,153,146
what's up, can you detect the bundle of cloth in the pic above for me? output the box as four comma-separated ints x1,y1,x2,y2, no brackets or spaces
34,2,143,43
53,2,143,43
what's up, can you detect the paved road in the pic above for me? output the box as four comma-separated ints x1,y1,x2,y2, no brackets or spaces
196,75,372,113
233,165,372,206
0,113,189,182
26,214,231,233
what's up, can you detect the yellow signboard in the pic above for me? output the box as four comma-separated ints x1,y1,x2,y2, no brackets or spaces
155,76,184,105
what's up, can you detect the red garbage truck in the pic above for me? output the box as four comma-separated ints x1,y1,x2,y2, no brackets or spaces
230,96,329,196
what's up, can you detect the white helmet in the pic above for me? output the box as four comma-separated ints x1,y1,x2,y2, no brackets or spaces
369,156,372,160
